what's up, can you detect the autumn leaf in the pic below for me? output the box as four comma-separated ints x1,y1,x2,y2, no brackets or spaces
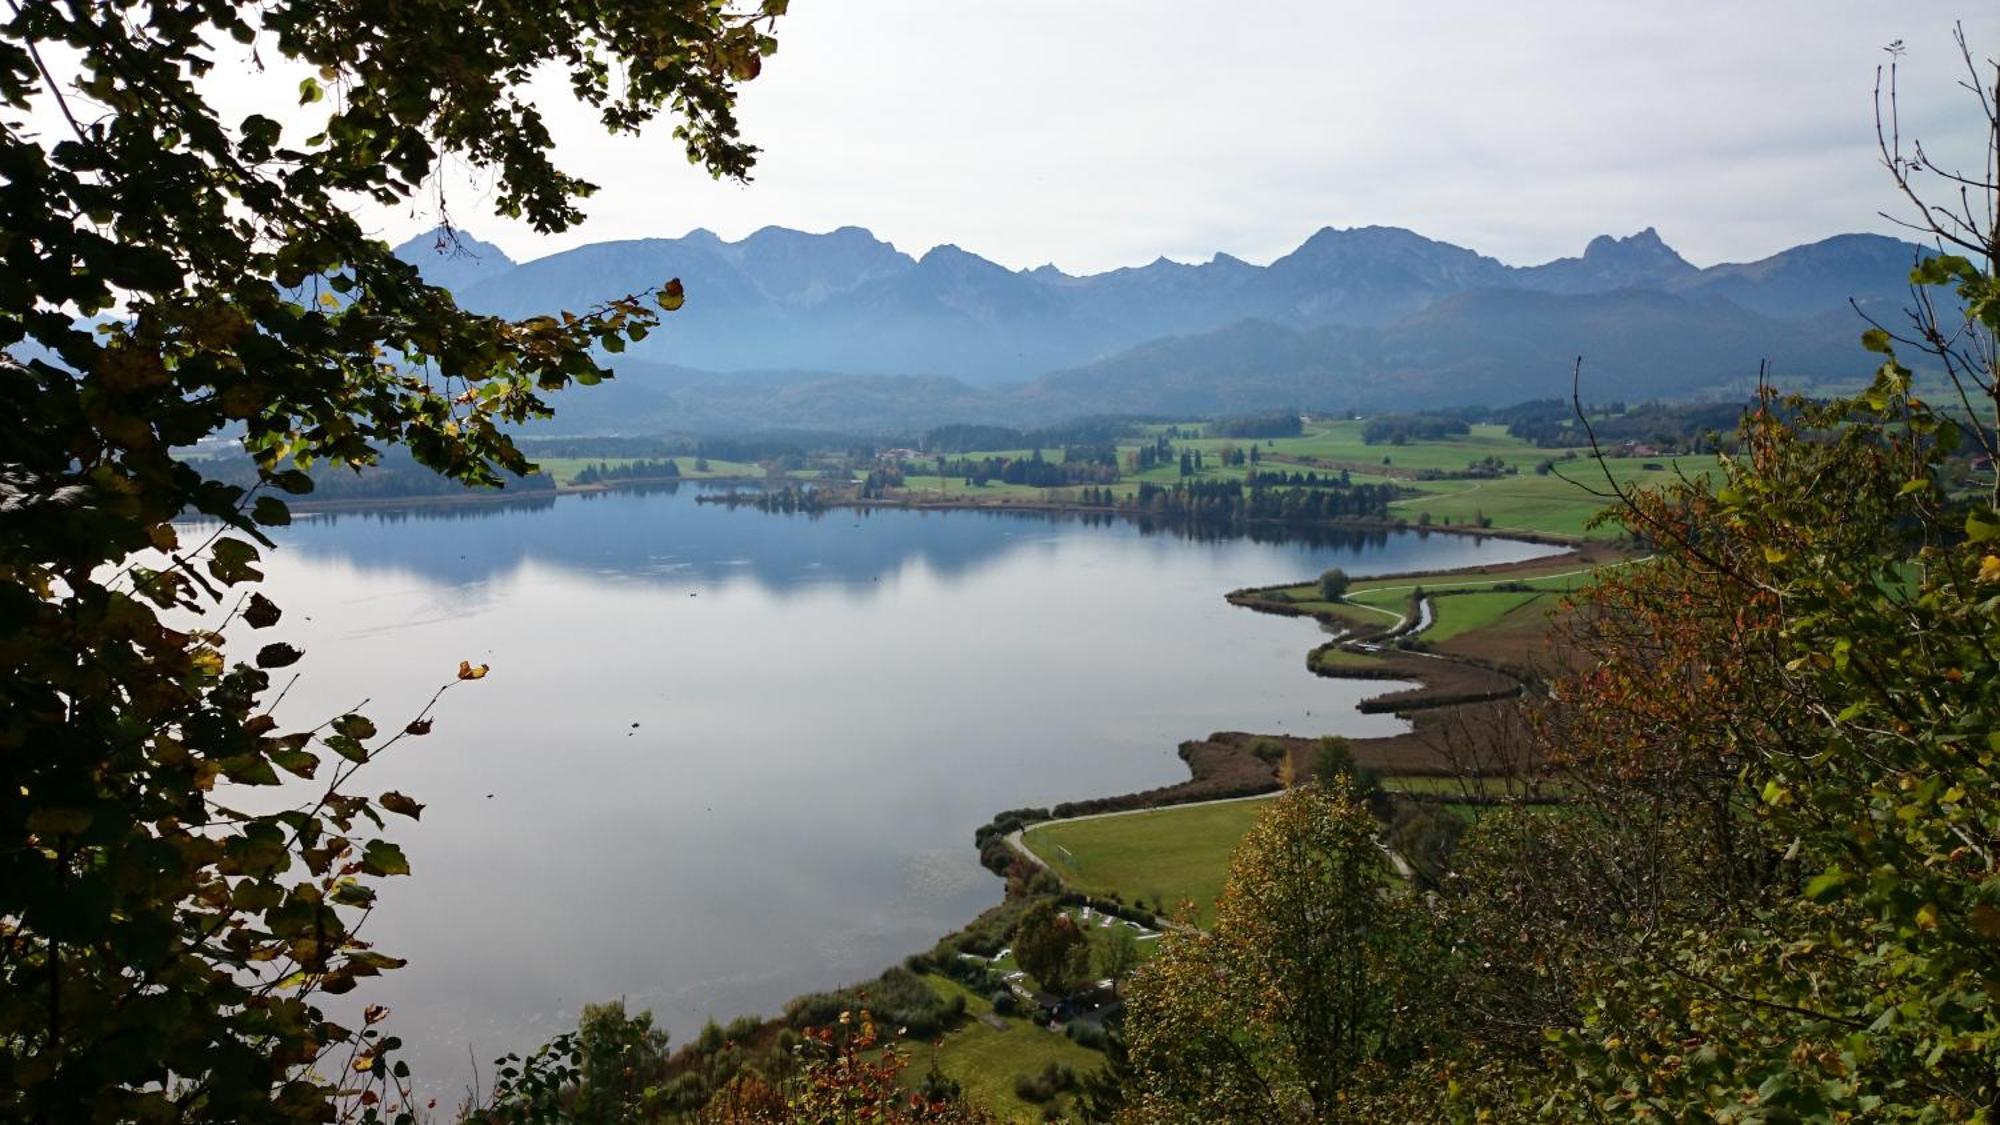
379,792,425,820
456,660,489,680
243,592,282,628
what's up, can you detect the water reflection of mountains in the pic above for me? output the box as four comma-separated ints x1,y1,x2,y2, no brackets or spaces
272,483,1434,595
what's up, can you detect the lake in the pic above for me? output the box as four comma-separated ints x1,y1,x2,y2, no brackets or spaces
227,485,1559,1093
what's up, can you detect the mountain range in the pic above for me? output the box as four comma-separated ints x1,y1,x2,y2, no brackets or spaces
395,223,1929,433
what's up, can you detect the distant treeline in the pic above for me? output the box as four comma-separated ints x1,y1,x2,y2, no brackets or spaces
1246,468,1353,488
573,458,681,484
198,449,555,502
1207,411,1304,439
1362,413,1473,445
931,449,1120,487
1492,399,1749,450
1354,399,1779,453
1122,479,1400,523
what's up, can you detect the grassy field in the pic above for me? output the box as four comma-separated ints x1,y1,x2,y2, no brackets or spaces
911,974,1105,1123
1022,799,1274,926
1311,646,1394,673
1106,422,1713,540
1420,590,1548,643
885,416,1719,541
531,455,763,486
1257,421,1568,473
1388,456,1711,538
889,475,1067,500
1260,545,1621,645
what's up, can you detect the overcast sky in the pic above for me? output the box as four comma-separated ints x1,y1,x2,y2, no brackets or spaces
383,3,1995,274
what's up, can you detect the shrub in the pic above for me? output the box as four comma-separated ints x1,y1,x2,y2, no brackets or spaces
1067,1021,1110,1050
1012,1063,1077,1104
783,967,962,1040
1317,566,1351,600
1014,1072,1055,1103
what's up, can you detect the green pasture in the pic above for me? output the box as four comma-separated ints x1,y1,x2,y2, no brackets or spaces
1262,421,1576,473
1311,646,1393,673
912,974,1105,1122
1022,799,1275,927
1421,590,1549,642
891,475,1057,500
1389,456,1713,539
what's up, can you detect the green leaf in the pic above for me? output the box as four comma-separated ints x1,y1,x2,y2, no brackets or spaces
271,747,320,778
255,642,303,669
209,538,262,584
252,495,291,526
360,839,411,877
1969,508,2000,544
219,754,280,785
1860,327,1893,354
332,714,376,741
1804,868,1851,902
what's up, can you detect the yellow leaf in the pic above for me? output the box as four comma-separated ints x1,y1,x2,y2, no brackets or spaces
1980,555,2000,584
456,660,489,681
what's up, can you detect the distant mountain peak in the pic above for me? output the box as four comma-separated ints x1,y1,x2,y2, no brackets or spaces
916,243,997,271
1581,227,1690,267
1519,226,1696,294
392,226,516,292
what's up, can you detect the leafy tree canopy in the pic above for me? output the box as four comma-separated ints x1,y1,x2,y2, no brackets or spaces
0,0,781,1119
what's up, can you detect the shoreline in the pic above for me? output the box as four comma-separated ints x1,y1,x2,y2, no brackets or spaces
275,476,1596,556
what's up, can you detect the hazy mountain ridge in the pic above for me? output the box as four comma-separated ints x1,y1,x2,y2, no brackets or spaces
392,224,1928,433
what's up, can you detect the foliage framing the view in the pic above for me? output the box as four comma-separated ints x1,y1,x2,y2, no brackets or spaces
0,0,782,1119
1099,30,2000,1123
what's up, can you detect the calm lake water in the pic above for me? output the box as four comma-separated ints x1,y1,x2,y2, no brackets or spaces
226,485,1558,1092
